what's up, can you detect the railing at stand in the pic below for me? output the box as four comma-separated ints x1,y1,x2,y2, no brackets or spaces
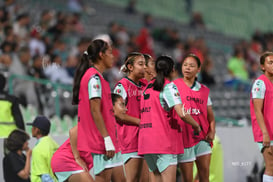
8,74,72,118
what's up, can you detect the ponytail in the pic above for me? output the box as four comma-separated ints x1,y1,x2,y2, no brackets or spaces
72,39,109,105
153,71,165,91
72,53,90,105
153,55,174,91
119,64,128,74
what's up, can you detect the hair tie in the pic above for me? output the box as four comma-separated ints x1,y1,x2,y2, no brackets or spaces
119,64,126,74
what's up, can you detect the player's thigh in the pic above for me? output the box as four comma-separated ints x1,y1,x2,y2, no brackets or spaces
68,171,94,182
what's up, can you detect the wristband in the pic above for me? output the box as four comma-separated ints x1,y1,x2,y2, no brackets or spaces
104,136,115,151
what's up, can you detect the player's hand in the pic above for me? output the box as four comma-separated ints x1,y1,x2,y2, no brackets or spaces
270,146,273,155
26,149,32,157
263,132,272,154
205,130,215,143
193,125,201,135
105,150,115,159
263,132,271,148
104,136,115,159
75,157,88,172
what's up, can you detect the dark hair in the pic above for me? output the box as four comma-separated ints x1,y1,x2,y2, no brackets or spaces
260,51,273,65
143,13,152,27
50,54,59,63
4,25,12,36
41,10,50,17
233,46,243,57
111,93,122,105
72,39,109,105
143,54,152,66
260,51,273,73
18,46,30,57
39,128,49,136
120,52,143,73
32,55,41,62
0,41,13,53
6,129,30,152
153,55,174,91
0,73,6,91
182,54,201,68
16,13,29,21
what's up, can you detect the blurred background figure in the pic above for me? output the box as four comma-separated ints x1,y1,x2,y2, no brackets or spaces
225,46,252,91
9,46,39,107
185,0,193,15
200,57,215,87
28,116,59,182
3,129,32,182
189,12,205,29
136,13,155,58
0,73,24,138
125,0,137,14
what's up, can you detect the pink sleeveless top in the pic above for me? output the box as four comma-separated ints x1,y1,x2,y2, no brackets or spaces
77,67,118,154
171,108,184,154
51,139,93,172
138,79,183,155
173,78,210,148
250,74,273,142
115,77,147,153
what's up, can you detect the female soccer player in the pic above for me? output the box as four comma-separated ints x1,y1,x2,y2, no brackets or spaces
51,94,128,182
144,53,156,82
113,52,149,182
138,55,201,182
51,125,94,182
173,54,215,182
250,52,273,182
72,39,122,182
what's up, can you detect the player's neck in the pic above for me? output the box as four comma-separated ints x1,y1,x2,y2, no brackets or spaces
128,75,140,84
36,134,44,140
183,77,195,87
16,150,23,156
93,64,105,74
265,72,273,83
